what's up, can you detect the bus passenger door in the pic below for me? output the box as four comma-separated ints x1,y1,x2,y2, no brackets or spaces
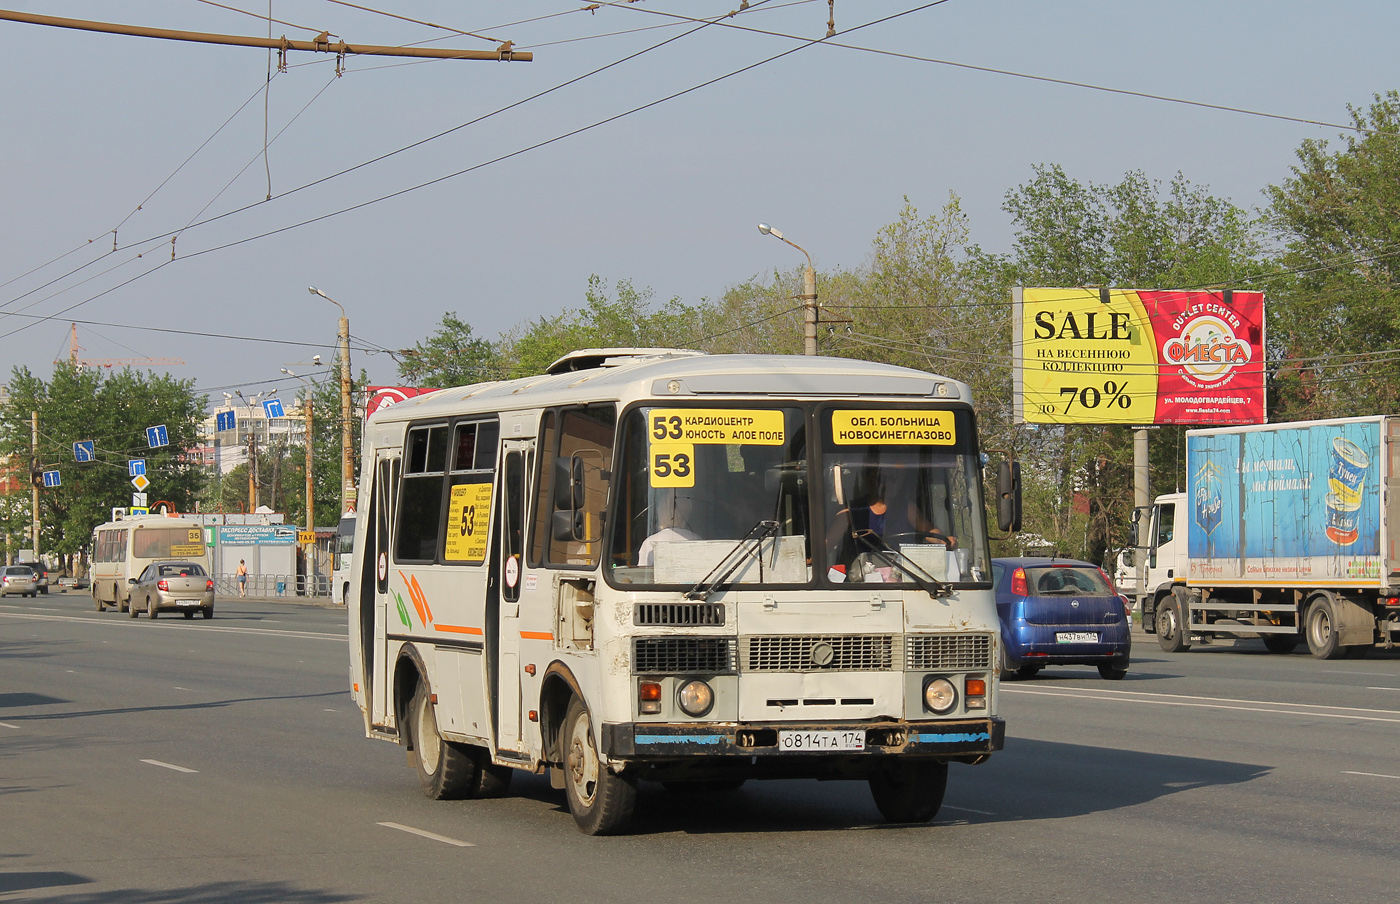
365,453,398,727
490,442,531,754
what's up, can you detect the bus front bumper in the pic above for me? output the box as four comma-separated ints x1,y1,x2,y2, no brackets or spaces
602,717,1004,760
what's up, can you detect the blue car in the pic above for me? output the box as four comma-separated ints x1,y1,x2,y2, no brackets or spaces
991,557,1131,680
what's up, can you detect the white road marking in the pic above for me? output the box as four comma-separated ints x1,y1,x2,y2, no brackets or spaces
1365,687,1400,692
1342,771,1400,780
1003,686,1400,724
141,759,198,773
0,611,342,641
941,804,995,815
377,822,473,847
0,721,19,729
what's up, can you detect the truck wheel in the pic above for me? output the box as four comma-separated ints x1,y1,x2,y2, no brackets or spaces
1305,598,1344,660
562,695,636,835
1262,634,1300,654
408,683,476,800
1156,599,1191,653
869,760,949,823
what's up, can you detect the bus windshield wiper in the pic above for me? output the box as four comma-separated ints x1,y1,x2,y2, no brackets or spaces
685,520,780,600
854,533,953,599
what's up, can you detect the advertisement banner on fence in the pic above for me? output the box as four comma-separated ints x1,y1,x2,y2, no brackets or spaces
1012,287,1266,426
218,525,298,546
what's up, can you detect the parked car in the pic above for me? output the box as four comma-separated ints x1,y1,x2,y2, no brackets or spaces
991,557,1132,680
17,560,48,594
1,565,39,597
127,561,215,619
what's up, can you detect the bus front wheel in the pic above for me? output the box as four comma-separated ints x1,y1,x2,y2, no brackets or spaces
562,696,636,835
868,760,949,823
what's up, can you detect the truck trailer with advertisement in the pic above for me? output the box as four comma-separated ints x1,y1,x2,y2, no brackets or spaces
1135,416,1400,659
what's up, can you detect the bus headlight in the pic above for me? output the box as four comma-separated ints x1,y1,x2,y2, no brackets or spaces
677,679,714,717
923,677,958,714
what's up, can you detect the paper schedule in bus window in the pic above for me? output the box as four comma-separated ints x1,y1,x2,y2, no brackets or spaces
443,483,492,562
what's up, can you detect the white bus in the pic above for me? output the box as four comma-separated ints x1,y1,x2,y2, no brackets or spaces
347,349,1019,834
331,511,356,606
91,514,211,613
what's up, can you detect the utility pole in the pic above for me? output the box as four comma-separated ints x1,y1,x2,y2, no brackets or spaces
310,287,356,515
338,314,355,513
30,411,39,555
247,433,259,512
304,393,314,538
0,10,533,62
758,224,818,355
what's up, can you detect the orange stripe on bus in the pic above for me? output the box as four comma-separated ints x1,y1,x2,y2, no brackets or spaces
519,631,553,640
434,624,484,635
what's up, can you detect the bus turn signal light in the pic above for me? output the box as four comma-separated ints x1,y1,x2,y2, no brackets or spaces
639,681,662,714
965,676,987,710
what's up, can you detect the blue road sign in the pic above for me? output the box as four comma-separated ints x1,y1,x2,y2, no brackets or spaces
128,459,146,477
263,398,285,419
73,441,95,462
146,424,169,448
216,410,236,432
42,470,60,488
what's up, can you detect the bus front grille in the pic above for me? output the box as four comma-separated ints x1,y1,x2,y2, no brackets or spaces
905,633,994,671
634,602,725,627
632,637,737,675
742,635,896,672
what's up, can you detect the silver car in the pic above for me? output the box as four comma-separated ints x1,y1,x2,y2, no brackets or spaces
0,565,38,597
128,561,215,619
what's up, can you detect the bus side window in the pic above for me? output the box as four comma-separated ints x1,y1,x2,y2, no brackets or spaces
532,406,616,568
395,425,449,563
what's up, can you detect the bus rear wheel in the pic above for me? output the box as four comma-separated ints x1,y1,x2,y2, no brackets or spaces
868,760,949,823
562,696,636,835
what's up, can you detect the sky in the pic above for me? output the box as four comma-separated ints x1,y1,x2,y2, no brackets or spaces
1,0,1397,408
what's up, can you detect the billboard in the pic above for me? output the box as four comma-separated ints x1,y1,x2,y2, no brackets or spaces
1012,287,1265,425
1187,419,1382,583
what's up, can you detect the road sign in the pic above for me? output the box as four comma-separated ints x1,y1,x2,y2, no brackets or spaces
128,459,146,477
132,492,147,507
129,507,149,516
131,473,150,492
297,530,315,544
42,470,60,488
216,410,236,432
112,507,126,520
73,441,95,462
146,424,168,448
263,398,285,419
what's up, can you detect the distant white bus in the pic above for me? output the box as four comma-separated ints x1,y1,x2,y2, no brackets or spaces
332,512,356,605
90,515,210,613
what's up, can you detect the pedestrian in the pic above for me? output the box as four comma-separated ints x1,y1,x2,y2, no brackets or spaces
236,559,248,597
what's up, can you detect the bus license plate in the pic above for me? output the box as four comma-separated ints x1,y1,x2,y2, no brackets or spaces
1056,631,1098,643
779,730,865,752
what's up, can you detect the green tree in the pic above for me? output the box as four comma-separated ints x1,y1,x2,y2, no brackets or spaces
1,365,206,570
395,312,499,388
1265,91,1400,418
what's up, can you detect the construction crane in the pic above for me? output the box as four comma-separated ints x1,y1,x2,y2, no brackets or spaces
56,324,185,369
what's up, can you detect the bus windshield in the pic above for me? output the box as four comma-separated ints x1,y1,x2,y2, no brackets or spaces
606,403,991,589
609,406,809,586
820,407,989,585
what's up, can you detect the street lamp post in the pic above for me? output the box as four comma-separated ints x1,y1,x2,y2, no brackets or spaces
308,287,356,515
758,223,818,356
233,391,263,511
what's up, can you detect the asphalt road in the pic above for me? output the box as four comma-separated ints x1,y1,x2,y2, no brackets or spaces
3,592,1398,903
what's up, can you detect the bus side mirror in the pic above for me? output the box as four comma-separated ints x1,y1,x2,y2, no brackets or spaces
552,509,585,542
996,460,1022,533
553,456,585,511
